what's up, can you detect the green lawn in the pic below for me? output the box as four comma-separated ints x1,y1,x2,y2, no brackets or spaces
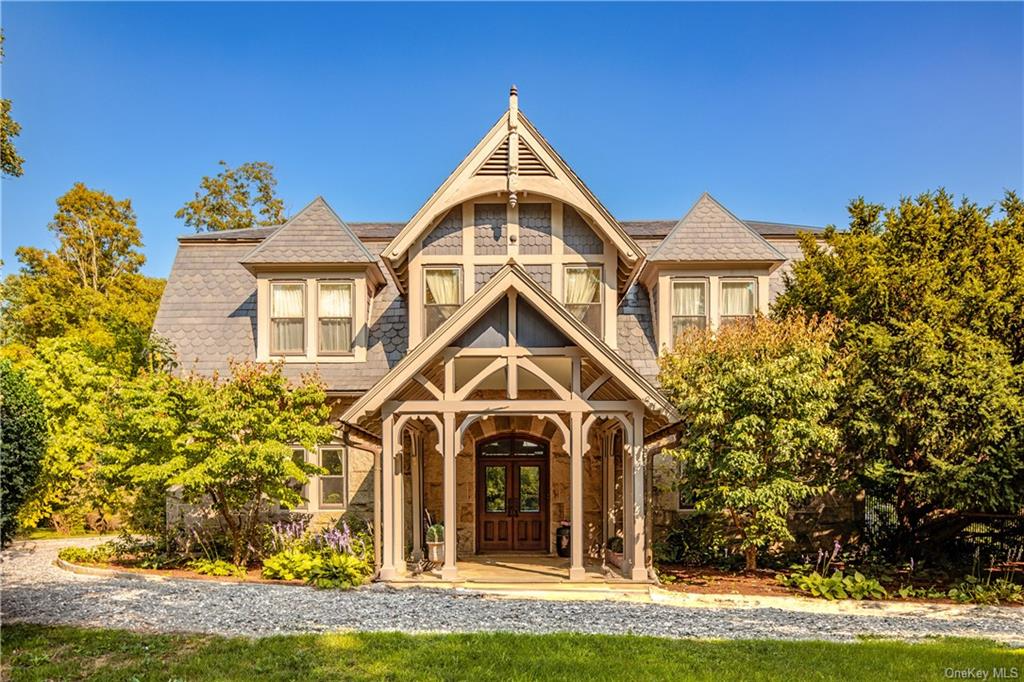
3,624,1020,681
14,528,110,541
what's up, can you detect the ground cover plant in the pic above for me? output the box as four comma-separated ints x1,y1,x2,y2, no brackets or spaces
3,624,1021,682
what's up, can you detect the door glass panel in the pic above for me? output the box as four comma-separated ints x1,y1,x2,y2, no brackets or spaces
479,438,512,457
519,466,540,513
512,438,546,457
485,466,506,512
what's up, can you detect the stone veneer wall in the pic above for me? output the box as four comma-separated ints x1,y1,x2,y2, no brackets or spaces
417,415,606,557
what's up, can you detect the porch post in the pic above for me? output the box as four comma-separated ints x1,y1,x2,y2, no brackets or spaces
392,423,406,575
569,411,586,581
379,412,398,580
441,411,459,580
621,423,635,579
628,409,647,581
410,432,423,562
602,432,614,564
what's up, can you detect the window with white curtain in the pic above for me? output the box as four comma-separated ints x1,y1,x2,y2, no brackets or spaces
270,282,306,354
671,280,707,344
424,267,462,336
318,447,347,509
720,279,756,327
318,281,353,354
564,265,602,335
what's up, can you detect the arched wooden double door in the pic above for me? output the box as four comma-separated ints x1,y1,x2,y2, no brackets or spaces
476,434,549,552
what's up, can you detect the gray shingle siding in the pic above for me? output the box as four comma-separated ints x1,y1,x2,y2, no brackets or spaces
421,207,462,255
474,203,507,255
563,205,603,256
519,203,552,255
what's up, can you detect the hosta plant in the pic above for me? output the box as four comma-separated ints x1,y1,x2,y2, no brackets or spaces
777,569,887,601
307,552,372,590
261,548,319,581
188,558,246,578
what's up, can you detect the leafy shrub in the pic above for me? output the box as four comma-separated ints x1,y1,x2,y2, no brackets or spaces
262,548,319,581
947,576,1023,605
0,360,47,547
653,513,731,567
307,552,372,590
188,558,246,578
606,536,623,553
58,544,114,565
777,569,887,600
896,584,947,600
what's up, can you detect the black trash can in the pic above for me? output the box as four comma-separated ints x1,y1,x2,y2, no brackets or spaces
555,525,571,558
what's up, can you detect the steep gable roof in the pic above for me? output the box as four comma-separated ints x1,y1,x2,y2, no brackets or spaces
240,196,379,267
341,261,678,430
648,193,786,262
381,88,644,295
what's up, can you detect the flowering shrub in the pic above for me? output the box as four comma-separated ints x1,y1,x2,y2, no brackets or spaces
260,518,374,589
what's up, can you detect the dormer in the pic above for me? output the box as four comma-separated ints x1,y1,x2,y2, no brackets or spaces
639,193,786,352
381,87,645,349
241,197,386,363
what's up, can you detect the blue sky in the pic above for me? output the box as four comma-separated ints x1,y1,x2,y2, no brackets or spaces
3,2,1022,278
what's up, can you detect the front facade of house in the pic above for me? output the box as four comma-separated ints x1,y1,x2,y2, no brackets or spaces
154,88,822,582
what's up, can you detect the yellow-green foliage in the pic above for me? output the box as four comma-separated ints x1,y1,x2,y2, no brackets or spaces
658,315,842,569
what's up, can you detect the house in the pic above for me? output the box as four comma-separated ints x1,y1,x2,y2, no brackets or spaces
153,87,822,582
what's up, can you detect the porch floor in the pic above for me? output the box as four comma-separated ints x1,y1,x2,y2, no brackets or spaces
386,555,645,586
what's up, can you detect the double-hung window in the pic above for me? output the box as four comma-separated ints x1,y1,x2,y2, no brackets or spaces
270,282,306,354
671,280,707,344
318,447,347,509
424,267,462,336
318,281,354,354
720,279,756,327
564,265,602,335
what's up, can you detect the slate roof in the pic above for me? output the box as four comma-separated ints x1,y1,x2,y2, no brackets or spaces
153,241,405,391
156,195,819,393
240,197,378,265
647,193,788,262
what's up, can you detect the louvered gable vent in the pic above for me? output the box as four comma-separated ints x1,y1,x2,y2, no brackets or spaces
474,137,553,177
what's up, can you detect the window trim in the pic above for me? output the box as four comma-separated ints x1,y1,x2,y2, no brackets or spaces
423,265,464,337
669,277,709,344
316,279,355,356
269,280,307,356
719,277,758,327
316,445,348,510
563,263,604,336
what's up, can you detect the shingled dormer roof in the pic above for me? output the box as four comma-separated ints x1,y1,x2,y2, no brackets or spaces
647,193,786,263
240,196,379,267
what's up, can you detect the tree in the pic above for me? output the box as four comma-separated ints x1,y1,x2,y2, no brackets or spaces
176,160,286,232
1,183,165,372
658,315,842,570
0,360,47,545
13,338,116,533
775,190,1024,550
107,362,333,565
1,31,24,177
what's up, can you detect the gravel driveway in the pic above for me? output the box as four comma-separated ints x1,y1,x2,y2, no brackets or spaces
3,538,1022,643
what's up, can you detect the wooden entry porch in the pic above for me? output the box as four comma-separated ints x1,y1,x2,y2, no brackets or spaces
387,555,642,585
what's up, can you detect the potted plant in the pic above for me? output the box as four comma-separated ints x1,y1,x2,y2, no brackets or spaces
605,536,624,569
426,523,445,563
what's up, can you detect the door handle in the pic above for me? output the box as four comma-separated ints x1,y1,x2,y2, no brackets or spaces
508,498,516,517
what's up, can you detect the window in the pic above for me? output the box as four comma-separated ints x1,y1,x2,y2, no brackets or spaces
671,280,707,344
318,281,353,354
720,279,756,327
287,448,308,510
270,282,306,354
318,447,347,509
564,265,602,335
424,267,462,336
